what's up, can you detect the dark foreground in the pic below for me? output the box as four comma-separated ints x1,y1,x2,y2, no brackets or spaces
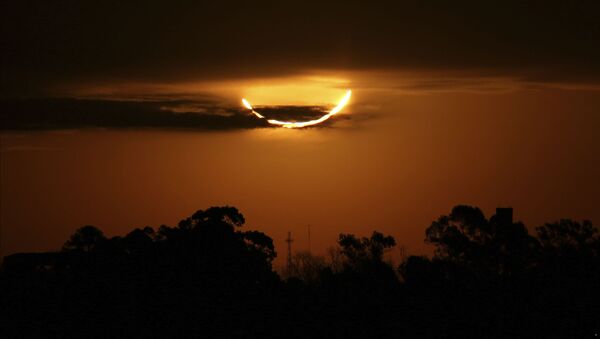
1,206,598,338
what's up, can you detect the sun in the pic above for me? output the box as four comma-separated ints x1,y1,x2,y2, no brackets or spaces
241,90,352,128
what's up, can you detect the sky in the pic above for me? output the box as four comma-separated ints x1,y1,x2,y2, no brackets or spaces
1,1,600,265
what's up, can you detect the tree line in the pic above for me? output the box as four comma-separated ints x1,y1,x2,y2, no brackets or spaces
1,205,598,338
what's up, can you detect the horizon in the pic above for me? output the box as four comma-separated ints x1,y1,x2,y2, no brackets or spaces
3,87,599,263
2,1,600,337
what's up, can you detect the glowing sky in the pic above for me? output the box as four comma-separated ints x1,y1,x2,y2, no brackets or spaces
2,84,600,266
1,1,600,266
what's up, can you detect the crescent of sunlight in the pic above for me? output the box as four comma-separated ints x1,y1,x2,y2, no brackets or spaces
241,90,352,128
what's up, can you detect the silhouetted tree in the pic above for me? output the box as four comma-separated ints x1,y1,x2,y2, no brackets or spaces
533,219,600,286
288,251,326,283
149,206,279,292
62,225,106,252
536,219,599,256
425,205,535,276
180,206,245,231
122,227,155,253
338,231,396,266
3,205,599,338
239,230,276,263
331,231,399,291
426,205,490,262
326,246,344,273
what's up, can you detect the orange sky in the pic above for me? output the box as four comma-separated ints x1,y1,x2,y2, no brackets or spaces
2,83,599,268
2,1,600,272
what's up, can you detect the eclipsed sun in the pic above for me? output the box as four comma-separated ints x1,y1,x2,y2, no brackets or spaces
242,90,352,128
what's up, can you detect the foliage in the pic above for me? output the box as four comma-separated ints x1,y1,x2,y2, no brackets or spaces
338,231,396,265
2,205,599,338
62,225,106,252
425,205,536,276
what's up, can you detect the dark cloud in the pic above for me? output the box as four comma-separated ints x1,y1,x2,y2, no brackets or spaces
0,98,263,130
2,0,600,96
0,98,340,130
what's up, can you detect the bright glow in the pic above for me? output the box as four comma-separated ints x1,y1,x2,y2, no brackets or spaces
242,98,252,110
242,98,265,118
242,90,352,128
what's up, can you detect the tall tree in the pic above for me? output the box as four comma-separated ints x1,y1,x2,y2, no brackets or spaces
62,225,106,252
